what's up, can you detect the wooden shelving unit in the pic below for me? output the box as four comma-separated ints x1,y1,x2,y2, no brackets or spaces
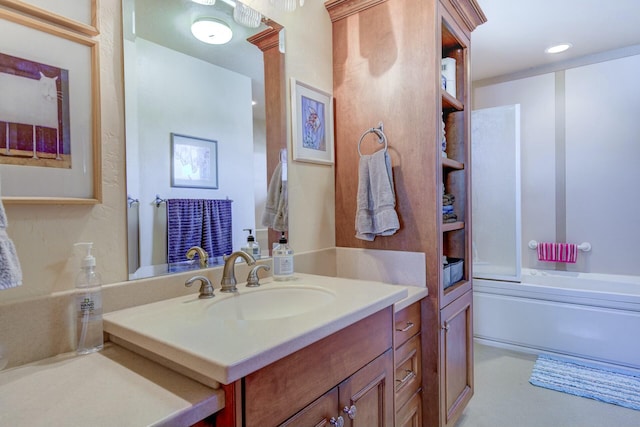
325,1,486,426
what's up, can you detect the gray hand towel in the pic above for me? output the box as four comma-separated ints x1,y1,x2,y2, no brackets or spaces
355,149,400,241
0,177,23,290
261,161,288,232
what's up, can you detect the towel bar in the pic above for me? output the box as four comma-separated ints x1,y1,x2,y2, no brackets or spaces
528,240,591,252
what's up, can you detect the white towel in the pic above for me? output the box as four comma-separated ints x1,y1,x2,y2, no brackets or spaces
0,177,23,290
355,149,400,241
261,161,288,232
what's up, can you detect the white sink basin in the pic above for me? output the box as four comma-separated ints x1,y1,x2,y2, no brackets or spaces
207,285,335,320
104,273,408,385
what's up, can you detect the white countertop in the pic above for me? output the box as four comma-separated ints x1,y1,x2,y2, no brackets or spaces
394,285,429,312
0,344,223,427
104,273,408,385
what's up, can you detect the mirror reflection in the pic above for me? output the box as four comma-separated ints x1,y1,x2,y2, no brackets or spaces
123,0,285,280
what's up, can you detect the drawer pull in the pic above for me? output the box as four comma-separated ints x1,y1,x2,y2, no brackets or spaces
396,321,414,333
396,369,415,385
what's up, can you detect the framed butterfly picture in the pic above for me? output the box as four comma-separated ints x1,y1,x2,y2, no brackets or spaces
290,78,334,165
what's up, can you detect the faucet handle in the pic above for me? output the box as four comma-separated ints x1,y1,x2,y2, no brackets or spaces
185,275,215,299
246,265,270,287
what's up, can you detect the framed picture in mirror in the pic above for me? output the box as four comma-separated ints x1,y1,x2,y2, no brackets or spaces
170,133,218,190
0,8,101,204
291,78,334,165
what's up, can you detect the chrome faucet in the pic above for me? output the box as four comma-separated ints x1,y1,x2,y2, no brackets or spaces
186,246,209,268
185,275,215,299
221,251,256,292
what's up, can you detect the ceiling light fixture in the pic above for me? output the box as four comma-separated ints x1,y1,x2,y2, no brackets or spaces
191,18,233,44
270,0,304,12
191,0,217,5
545,43,572,54
233,1,262,29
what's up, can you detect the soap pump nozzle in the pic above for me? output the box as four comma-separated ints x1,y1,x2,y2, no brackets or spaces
74,242,96,269
243,228,255,242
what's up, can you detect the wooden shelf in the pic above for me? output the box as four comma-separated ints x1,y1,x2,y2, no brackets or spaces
441,157,464,170
442,221,464,232
441,89,463,111
443,279,468,295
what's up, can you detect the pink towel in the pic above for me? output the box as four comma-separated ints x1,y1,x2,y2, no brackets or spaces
537,243,578,263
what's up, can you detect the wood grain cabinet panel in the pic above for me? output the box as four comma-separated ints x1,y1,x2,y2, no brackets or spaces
396,390,423,427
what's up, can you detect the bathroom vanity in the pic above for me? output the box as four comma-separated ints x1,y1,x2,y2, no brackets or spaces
103,273,412,426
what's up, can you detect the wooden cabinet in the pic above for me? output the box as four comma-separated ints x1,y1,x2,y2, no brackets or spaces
280,350,393,427
216,308,394,427
325,1,485,426
441,290,474,426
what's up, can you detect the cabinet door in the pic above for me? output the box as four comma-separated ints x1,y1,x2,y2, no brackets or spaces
279,387,340,427
440,290,474,427
338,349,394,427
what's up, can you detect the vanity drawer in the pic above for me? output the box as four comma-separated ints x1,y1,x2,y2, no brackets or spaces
395,333,422,409
395,389,423,427
394,302,421,349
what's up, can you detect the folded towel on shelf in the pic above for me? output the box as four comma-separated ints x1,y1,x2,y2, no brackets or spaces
261,161,288,232
443,213,458,223
0,176,22,290
442,205,454,214
166,199,233,264
443,193,455,206
356,149,400,241
537,242,578,263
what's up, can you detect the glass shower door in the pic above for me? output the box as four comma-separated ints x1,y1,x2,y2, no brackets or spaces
471,104,521,281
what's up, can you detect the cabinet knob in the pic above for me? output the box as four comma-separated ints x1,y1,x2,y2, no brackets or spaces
395,321,414,333
442,323,450,331
343,404,357,419
329,416,344,427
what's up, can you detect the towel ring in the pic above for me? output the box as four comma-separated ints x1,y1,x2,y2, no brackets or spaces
358,122,388,157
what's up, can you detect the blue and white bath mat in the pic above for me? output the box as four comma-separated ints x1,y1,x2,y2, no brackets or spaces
530,354,640,411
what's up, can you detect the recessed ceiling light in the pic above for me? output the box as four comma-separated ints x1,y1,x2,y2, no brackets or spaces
191,18,233,45
545,43,572,54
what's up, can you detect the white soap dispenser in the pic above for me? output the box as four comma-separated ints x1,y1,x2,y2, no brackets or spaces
241,228,261,259
74,242,104,354
273,232,294,281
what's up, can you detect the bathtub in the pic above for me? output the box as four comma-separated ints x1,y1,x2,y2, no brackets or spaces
473,268,640,370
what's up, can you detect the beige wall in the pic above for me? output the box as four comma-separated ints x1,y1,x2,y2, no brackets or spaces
1,0,335,305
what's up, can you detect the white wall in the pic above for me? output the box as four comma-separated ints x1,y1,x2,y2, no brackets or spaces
473,54,640,275
565,55,640,274
130,38,255,267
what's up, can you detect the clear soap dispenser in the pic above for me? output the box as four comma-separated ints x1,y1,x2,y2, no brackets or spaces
241,228,261,259
273,232,294,281
74,242,104,354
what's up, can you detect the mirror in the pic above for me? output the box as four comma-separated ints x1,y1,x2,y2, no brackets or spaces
122,0,286,280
